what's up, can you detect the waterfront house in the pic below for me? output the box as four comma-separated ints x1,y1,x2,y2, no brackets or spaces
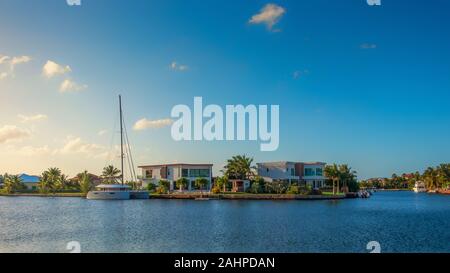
257,161,327,189
18,173,40,190
138,163,213,191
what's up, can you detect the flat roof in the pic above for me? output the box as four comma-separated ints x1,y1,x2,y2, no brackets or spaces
138,163,213,168
257,161,326,166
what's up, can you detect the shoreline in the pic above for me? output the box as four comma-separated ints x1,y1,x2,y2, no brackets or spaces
0,192,346,200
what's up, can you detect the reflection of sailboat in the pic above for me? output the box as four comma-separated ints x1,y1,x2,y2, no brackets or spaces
87,95,148,200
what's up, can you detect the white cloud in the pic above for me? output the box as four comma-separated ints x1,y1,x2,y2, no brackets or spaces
18,114,48,123
0,55,10,64
98,129,108,136
133,118,174,131
56,136,106,158
0,125,31,143
0,54,31,79
59,79,88,93
170,61,189,71
15,145,51,157
10,56,32,69
360,43,377,49
42,60,72,78
249,4,286,30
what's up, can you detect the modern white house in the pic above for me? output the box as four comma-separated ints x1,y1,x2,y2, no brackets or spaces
257,161,327,189
138,163,213,191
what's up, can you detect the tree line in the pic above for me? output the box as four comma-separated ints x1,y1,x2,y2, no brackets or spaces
360,164,450,190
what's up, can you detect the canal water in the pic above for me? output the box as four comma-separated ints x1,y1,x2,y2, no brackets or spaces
0,191,448,253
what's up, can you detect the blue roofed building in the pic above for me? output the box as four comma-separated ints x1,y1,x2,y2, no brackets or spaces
19,174,40,191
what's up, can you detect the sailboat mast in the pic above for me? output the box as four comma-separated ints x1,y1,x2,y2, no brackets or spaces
119,95,124,185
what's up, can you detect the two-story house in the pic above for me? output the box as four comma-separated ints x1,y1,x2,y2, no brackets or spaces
138,163,213,191
257,161,327,189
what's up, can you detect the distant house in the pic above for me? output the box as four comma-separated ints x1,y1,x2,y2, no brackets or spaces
69,173,103,187
138,163,213,191
257,161,327,189
18,174,41,190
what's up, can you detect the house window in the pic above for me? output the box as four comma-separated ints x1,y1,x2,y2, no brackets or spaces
305,168,315,176
291,168,295,176
316,168,323,176
182,169,189,177
266,168,269,172
145,170,153,178
189,169,210,177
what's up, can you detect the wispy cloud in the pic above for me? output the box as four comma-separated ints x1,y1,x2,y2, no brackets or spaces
10,56,32,70
249,4,286,31
59,79,88,93
14,145,51,157
55,136,106,158
0,54,32,79
0,125,31,143
42,60,72,78
133,118,174,131
360,43,377,49
170,61,189,71
293,69,309,79
18,114,48,123
97,129,108,136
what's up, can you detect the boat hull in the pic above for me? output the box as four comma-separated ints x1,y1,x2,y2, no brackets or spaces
130,191,150,199
86,191,130,200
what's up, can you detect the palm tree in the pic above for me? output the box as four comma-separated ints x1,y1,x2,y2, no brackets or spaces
79,170,92,195
338,164,357,193
423,167,438,190
195,177,208,197
39,167,63,194
324,164,340,195
3,174,24,194
176,178,189,192
223,155,255,180
102,165,121,184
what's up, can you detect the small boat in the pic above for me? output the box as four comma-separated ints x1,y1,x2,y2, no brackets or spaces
87,184,131,200
413,181,427,193
358,190,371,199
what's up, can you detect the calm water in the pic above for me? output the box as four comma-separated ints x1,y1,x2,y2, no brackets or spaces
0,191,449,253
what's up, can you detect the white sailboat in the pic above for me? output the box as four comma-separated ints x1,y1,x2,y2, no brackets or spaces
413,181,427,193
87,95,148,200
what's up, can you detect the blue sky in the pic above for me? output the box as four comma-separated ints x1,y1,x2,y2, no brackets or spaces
1,0,450,179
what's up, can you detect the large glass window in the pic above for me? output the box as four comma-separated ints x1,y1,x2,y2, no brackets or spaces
290,168,295,176
304,168,315,176
316,168,323,176
145,170,153,178
182,169,189,177
189,169,210,177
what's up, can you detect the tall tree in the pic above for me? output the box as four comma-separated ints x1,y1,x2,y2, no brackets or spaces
176,177,189,192
102,165,121,184
3,174,25,194
79,171,92,195
324,164,340,194
223,155,255,180
195,177,208,197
